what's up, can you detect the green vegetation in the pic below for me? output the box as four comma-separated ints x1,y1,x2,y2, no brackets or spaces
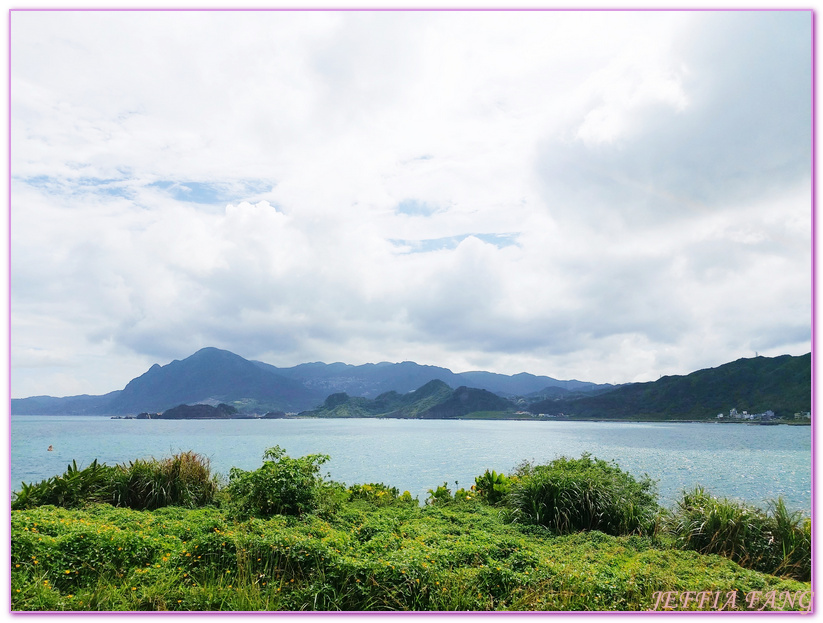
667,487,810,581
305,380,491,419
507,454,659,536
530,353,811,420
11,449,811,612
12,452,218,511
225,446,336,518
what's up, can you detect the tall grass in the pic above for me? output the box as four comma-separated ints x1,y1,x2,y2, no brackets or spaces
11,452,217,511
507,453,659,536
666,487,810,581
112,451,218,510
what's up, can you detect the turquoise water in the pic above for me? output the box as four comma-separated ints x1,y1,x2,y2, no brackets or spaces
10,416,812,512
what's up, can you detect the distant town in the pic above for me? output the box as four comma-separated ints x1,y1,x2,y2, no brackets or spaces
716,408,811,422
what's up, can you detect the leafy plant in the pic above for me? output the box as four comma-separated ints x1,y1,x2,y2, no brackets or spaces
226,446,331,518
12,459,118,510
347,483,417,507
11,453,217,512
474,470,512,506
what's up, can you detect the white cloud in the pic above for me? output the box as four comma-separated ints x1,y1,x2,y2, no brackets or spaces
10,10,812,397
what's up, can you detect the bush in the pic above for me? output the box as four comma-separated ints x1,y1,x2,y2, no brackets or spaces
347,483,417,507
226,446,331,518
111,451,218,510
474,470,512,506
667,487,810,580
11,459,118,510
507,453,658,536
425,482,477,506
11,452,217,511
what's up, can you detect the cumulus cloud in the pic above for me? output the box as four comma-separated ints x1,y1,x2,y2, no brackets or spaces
10,10,812,397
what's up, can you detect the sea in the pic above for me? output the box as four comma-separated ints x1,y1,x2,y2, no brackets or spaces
9,416,812,513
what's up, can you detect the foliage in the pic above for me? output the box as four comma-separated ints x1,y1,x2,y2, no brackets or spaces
666,487,810,581
11,453,217,512
226,446,331,518
11,500,808,612
11,459,118,510
111,451,218,510
347,483,417,507
425,482,477,506
474,470,512,506
10,450,811,612
507,454,658,536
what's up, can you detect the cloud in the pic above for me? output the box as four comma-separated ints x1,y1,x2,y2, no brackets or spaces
10,10,812,397
537,11,811,231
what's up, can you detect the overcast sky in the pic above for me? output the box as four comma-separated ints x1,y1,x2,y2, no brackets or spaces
10,9,812,398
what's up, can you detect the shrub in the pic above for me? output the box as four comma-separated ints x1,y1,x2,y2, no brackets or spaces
11,459,118,510
667,487,810,580
347,483,417,507
507,453,658,536
112,451,218,510
425,482,477,506
226,446,330,518
474,470,512,506
11,452,217,511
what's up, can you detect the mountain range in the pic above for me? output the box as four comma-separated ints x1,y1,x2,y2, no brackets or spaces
527,353,811,420
11,347,810,421
306,380,514,419
11,347,611,416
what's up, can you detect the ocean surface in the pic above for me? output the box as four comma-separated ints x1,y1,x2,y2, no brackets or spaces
10,416,812,512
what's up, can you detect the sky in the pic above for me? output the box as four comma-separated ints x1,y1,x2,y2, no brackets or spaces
9,9,813,399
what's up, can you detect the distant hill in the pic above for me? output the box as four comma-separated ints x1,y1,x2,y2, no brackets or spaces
528,354,811,420
258,360,610,398
12,348,325,415
156,403,239,419
9,391,122,415
306,380,515,419
11,348,809,421
104,348,322,414
12,348,605,415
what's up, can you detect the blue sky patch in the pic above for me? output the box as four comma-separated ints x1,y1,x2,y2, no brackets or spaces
21,175,134,199
390,233,520,254
394,199,439,217
148,179,273,205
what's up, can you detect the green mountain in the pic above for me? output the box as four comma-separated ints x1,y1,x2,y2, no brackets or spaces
306,380,514,419
528,354,811,420
12,348,605,416
156,403,239,419
11,348,325,415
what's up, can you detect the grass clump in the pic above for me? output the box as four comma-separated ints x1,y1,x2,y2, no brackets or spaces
11,452,217,512
666,487,810,581
112,451,218,510
507,453,658,536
